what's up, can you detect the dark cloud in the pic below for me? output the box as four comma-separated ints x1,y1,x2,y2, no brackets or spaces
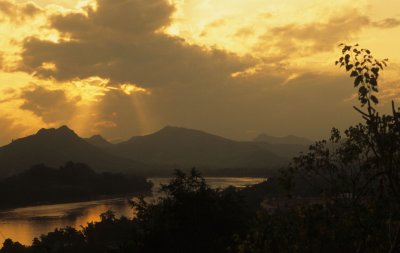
256,12,400,58
19,0,253,87
20,85,79,124
13,0,390,142
82,70,360,142
200,19,226,37
256,11,371,57
233,27,255,38
0,0,41,23
89,89,145,138
372,18,400,28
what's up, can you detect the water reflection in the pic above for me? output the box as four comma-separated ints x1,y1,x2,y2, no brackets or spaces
0,177,265,245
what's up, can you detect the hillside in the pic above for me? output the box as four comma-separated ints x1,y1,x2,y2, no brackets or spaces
108,126,287,169
0,126,147,177
0,162,152,209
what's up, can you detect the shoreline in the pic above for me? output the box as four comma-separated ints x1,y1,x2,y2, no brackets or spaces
0,190,152,213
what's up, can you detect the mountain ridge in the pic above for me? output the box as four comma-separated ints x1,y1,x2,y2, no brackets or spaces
0,125,310,177
0,126,147,177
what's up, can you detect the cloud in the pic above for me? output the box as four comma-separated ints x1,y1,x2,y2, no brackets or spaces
10,0,398,143
0,116,28,145
0,0,41,23
256,10,371,57
372,18,400,28
200,19,226,37
19,0,254,88
19,85,79,124
233,27,255,38
255,11,400,59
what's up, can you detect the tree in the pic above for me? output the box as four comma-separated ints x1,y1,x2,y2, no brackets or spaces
232,44,400,253
131,168,250,253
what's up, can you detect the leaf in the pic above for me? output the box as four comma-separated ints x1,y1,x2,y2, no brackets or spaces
370,78,377,86
342,46,351,54
360,97,368,105
350,71,358,77
346,64,353,71
359,86,368,96
354,75,363,87
345,54,351,63
370,95,379,104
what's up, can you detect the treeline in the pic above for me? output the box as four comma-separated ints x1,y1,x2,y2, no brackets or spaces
0,162,152,209
0,169,261,253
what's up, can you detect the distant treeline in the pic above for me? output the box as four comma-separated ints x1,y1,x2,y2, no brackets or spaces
0,162,152,209
0,169,272,253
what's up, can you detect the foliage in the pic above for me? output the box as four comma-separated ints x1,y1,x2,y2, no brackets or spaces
232,44,400,253
0,169,253,253
131,168,250,253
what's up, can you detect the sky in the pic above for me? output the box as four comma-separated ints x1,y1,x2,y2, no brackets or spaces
1,0,400,145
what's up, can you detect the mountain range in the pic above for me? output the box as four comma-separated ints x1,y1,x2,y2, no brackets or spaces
0,126,311,178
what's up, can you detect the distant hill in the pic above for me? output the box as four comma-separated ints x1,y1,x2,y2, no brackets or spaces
0,162,152,209
0,126,304,178
254,133,313,146
107,126,287,169
0,126,148,178
85,134,114,149
247,142,309,159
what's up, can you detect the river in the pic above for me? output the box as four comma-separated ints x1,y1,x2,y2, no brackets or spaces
0,177,265,245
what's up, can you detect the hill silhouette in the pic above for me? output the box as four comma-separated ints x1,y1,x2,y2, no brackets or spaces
0,126,307,177
0,126,148,177
254,133,313,146
0,162,152,209
107,126,287,169
85,134,114,149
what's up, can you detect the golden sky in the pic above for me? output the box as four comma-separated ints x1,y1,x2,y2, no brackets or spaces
1,0,400,145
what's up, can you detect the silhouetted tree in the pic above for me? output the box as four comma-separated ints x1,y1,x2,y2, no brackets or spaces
131,168,250,253
232,44,400,253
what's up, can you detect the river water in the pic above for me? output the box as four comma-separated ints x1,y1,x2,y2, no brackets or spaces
0,177,265,245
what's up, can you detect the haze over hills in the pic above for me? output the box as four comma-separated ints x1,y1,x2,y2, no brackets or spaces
254,133,313,146
0,126,147,178
106,126,287,169
0,125,312,178
85,135,114,149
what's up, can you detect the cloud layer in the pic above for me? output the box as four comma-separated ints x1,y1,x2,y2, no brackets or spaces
0,0,399,145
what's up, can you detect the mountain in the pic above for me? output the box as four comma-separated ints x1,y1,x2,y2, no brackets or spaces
108,126,287,169
0,126,147,178
254,133,313,146
249,142,309,159
85,134,114,149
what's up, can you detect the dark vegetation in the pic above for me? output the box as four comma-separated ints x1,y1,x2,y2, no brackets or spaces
0,162,152,209
1,44,400,252
0,169,256,253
